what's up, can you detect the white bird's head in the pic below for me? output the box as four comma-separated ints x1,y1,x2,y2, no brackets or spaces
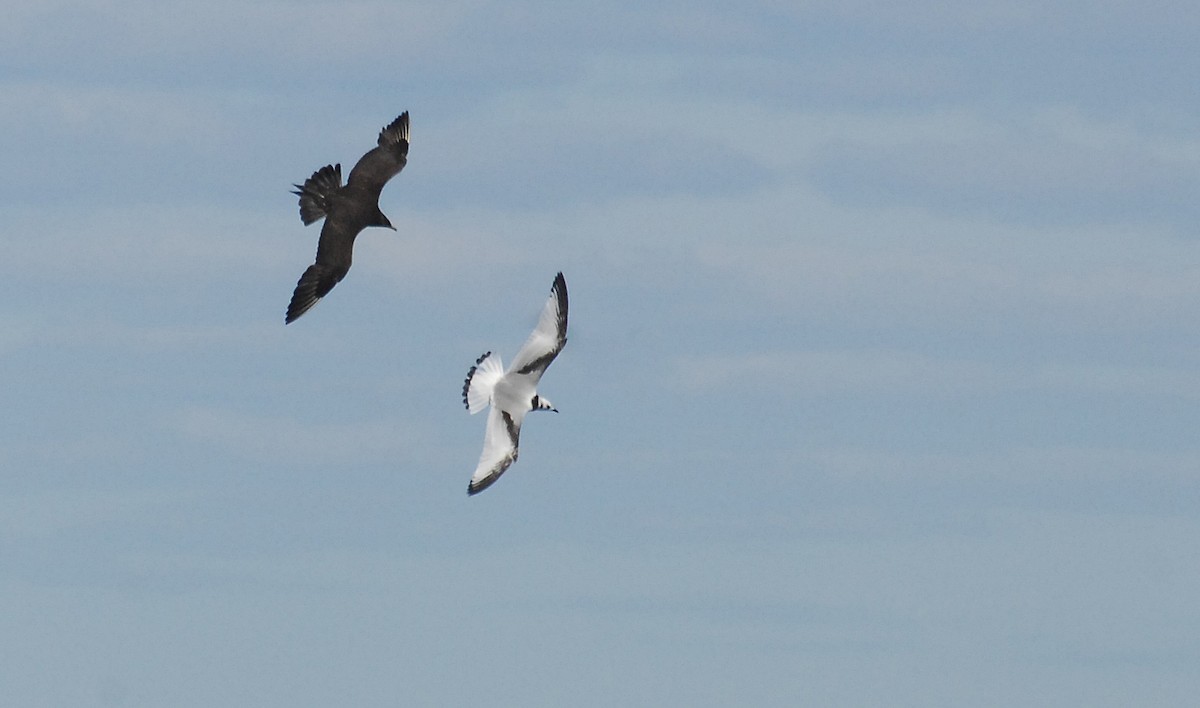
531,394,557,413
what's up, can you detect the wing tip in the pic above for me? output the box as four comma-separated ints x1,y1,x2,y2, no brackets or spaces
285,281,319,323
285,263,340,324
466,465,507,496
380,111,410,147
467,468,502,495
552,271,568,335
285,295,319,324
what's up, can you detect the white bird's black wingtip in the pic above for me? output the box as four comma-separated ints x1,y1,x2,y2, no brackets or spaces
466,456,515,496
551,272,568,339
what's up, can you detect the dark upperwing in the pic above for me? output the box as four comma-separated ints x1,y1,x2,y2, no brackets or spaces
346,112,410,199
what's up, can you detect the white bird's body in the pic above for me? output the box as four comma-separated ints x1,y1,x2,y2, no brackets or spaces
461,272,568,495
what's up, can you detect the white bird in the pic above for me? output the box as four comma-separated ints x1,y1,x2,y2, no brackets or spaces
461,272,568,495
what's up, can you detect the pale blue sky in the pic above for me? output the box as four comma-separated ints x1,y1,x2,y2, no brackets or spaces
3,1,1199,706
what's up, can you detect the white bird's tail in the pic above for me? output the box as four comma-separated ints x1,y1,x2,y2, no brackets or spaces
462,351,504,414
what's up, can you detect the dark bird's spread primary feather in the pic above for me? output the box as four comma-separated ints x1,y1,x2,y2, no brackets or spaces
285,112,410,324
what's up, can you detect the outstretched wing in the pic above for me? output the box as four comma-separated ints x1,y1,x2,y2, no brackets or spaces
285,219,356,323
508,272,569,380
468,408,521,495
346,112,410,198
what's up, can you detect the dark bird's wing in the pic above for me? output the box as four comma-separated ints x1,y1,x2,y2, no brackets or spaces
346,112,410,199
285,219,357,324
468,408,521,495
508,272,569,381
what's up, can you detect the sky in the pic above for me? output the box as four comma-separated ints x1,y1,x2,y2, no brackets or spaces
2,0,1199,705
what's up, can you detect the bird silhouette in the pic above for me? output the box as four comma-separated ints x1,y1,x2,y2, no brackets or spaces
286,112,410,323
461,272,569,495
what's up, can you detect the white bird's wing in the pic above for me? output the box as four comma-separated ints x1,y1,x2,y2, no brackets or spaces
468,407,522,495
507,272,568,382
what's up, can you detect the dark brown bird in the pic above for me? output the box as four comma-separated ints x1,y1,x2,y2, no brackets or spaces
286,112,410,323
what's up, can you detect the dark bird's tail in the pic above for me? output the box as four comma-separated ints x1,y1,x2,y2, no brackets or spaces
291,164,342,225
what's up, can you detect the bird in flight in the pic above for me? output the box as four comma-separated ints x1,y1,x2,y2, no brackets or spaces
461,272,569,495
286,112,410,323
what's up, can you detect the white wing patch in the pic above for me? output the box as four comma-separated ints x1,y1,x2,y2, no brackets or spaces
509,273,567,376
468,408,520,495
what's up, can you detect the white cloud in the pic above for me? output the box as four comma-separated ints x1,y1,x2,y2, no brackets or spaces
689,183,1200,335
808,110,1200,227
0,1,481,76
0,487,194,538
3,204,289,285
676,346,1200,400
168,405,425,468
675,349,1000,396
806,445,1200,485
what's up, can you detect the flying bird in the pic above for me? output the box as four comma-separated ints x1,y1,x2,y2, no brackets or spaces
285,112,410,323
461,272,569,495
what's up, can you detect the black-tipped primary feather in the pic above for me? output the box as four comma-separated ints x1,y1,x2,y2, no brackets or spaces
510,272,569,377
467,410,521,495
284,112,410,324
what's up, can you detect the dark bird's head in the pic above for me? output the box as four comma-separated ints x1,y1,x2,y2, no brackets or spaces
371,208,396,231
531,394,557,413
